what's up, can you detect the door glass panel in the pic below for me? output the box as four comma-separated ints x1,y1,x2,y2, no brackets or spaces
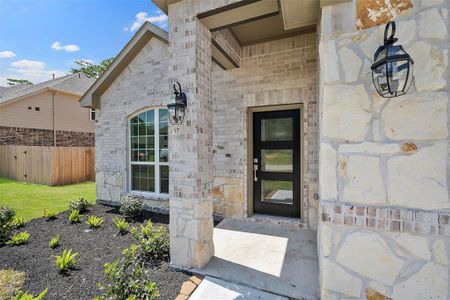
261,180,293,205
261,118,292,141
261,149,293,172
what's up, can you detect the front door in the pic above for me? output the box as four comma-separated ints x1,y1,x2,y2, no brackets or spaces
253,109,301,218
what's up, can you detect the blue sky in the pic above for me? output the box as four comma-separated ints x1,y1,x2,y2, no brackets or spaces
0,0,168,86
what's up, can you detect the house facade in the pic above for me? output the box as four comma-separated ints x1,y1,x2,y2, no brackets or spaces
81,0,450,299
0,73,95,147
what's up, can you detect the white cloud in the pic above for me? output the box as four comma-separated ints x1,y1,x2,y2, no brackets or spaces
51,41,80,52
0,59,66,86
124,11,168,32
0,50,16,58
11,59,46,70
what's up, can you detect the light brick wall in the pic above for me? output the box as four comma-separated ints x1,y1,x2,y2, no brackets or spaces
95,38,170,206
211,32,319,228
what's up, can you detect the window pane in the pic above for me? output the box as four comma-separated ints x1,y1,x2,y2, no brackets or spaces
131,124,139,137
160,165,169,194
146,123,155,136
261,150,293,172
146,136,155,148
143,149,155,162
131,150,139,162
261,118,292,141
159,149,168,162
159,109,168,122
131,165,154,192
131,116,139,124
149,111,155,123
138,137,146,149
261,180,293,205
138,123,146,136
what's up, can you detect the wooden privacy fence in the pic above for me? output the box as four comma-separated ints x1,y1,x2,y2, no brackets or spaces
0,145,95,186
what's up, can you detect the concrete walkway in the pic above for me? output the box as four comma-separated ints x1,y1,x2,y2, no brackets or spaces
197,219,319,300
189,276,288,300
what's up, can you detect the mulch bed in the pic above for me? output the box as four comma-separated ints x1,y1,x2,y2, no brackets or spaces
0,205,190,300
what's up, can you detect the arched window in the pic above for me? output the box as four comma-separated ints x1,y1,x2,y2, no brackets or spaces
129,108,169,195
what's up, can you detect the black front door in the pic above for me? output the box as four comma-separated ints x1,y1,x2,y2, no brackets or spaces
253,109,301,218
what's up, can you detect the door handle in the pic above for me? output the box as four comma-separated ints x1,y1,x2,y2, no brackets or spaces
253,158,258,182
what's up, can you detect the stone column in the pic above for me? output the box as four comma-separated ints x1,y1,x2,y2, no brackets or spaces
168,0,214,269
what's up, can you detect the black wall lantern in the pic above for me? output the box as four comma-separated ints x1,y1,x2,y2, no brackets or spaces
167,82,187,125
371,21,414,98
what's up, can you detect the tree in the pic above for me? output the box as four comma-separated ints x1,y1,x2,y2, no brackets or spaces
6,78,33,86
70,58,114,79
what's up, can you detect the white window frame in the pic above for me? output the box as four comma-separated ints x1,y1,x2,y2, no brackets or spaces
90,109,96,121
128,107,169,199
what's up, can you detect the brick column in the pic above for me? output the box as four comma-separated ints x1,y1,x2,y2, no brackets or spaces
168,1,214,268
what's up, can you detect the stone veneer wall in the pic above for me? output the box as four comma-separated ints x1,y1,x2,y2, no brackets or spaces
0,126,94,147
95,38,170,208
318,0,450,299
211,32,319,228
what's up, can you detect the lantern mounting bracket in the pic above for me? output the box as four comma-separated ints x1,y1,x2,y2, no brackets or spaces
173,82,187,106
383,21,398,45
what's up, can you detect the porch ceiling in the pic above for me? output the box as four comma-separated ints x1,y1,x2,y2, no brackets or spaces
197,0,318,46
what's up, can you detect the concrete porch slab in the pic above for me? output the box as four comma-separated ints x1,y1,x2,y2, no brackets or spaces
189,276,288,300
197,218,319,300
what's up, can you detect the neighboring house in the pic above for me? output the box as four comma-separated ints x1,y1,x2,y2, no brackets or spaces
0,73,95,147
81,0,450,299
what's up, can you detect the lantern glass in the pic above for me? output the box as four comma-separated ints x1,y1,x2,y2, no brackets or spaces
371,22,414,98
167,102,186,125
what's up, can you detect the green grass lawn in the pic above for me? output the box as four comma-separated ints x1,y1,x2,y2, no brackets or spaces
0,177,95,221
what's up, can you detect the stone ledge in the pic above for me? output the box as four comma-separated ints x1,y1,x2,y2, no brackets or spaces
321,201,450,236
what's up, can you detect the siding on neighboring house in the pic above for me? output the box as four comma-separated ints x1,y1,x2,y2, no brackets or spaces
0,89,95,146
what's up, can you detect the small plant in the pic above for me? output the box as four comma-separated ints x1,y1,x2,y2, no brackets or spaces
0,206,15,244
55,249,78,273
130,220,169,261
6,231,30,245
96,244,160,300
119,194,143,219
86,216,104,228
12,217,25,228
43,210,57,220
68,196,89,213
11,288,48,300
68,210,81,223
113,217,129,235
49,234,60,249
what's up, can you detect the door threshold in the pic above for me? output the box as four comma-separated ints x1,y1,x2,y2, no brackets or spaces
248,213,307,229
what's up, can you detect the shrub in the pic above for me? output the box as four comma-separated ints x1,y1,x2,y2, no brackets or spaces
86,216,103,228
119,194,142,219
68,210,81,223
55,249,78,273
43,210,57,220
0,206,15,244
112,218,129,235
130,221,169,261
12,217,25,228
96,244,160,300
68,196,89,213
6,231,30,246
11,288,48,300
49,234,60,249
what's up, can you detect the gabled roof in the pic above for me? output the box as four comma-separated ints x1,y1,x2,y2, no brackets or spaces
0,73,95,107
80,22,168,109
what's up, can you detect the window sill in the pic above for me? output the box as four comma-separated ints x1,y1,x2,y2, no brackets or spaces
130,191,169,202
